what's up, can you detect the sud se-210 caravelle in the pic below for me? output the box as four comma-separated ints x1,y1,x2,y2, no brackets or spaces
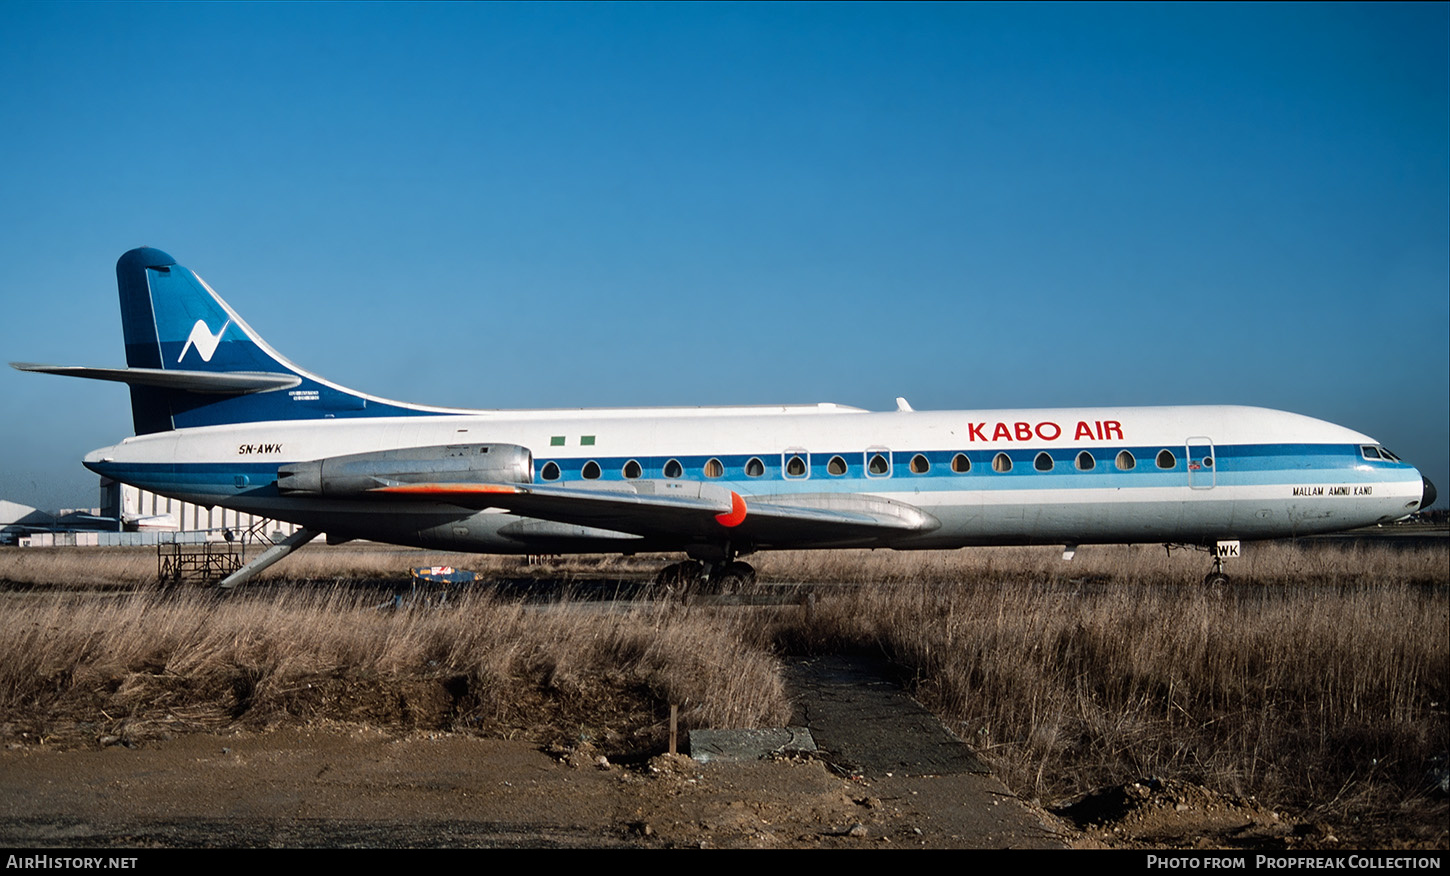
13,248,1437,588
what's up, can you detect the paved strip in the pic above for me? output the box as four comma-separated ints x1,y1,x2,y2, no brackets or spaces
784,654,1068,848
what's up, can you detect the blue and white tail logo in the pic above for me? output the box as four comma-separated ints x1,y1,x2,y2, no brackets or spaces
178,319,231,364
106,246,439,433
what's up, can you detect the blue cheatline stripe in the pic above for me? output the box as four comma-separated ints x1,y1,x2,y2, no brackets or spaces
534,443,1410,487
90,443,1420,501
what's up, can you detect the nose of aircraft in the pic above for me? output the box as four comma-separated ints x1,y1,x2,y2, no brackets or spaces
1423,476,1437,510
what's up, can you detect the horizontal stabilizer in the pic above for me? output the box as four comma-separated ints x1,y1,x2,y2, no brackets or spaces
11,363,301,395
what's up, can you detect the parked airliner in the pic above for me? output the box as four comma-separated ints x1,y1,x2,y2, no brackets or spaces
13,248,1436,588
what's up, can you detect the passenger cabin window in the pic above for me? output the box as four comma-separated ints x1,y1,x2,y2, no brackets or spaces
582,460,602,480
867,452,891,477
1116,450,1136,471
1034,452,1053,472
909,454,930,474
993,452,1012,473
784,453,809,478
623,460,642,480
827,455,848,476
745,457,766,477
540,461,561,481
1156,449,1177,470
704,458,724,478
663,459,683,479
1075,451,1095,471
951,453,971,473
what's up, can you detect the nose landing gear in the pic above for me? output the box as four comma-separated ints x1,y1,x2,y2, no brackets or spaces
1203,554,1231,587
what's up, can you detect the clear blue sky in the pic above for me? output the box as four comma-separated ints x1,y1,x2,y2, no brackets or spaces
2,2,1446,511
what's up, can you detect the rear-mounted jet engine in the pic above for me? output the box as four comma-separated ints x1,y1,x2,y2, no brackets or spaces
277,444,533,496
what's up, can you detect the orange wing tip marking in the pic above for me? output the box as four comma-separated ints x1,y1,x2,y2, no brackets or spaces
715,491,747,528
372,484,522,495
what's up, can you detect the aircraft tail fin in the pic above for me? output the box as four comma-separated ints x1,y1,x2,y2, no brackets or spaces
15,248,429,435
114,247,316,433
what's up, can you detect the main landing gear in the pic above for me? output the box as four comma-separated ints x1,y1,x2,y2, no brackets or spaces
654,544,757,594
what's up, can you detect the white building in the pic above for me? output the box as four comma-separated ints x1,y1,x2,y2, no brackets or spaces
99,477,303,541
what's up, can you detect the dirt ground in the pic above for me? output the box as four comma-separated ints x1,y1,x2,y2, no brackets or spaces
0,726,1041,849
4,725,1424,850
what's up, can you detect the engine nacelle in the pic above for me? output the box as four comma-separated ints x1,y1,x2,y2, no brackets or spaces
277,443,533,496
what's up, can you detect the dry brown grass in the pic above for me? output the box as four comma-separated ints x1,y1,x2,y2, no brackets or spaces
756,540,1449,823
0,583,789,753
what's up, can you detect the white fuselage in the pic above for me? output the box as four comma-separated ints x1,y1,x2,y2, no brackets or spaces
84,402,1426,554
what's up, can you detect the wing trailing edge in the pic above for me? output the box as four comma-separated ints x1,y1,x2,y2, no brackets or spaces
368,480,940,547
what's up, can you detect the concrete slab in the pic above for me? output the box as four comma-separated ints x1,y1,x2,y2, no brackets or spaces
688,727,816,763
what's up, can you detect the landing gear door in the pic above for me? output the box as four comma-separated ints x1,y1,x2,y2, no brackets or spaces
1187,436,1215,490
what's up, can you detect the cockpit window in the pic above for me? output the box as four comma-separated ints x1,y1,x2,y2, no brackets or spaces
1379,446,1401,462
1361,445,1381,460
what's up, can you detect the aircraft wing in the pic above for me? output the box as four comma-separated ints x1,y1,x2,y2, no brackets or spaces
370,480,939,547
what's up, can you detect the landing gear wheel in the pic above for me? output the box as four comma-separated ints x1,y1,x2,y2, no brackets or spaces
655,560,704,591
1203,571,1230,587
712,561,757,594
